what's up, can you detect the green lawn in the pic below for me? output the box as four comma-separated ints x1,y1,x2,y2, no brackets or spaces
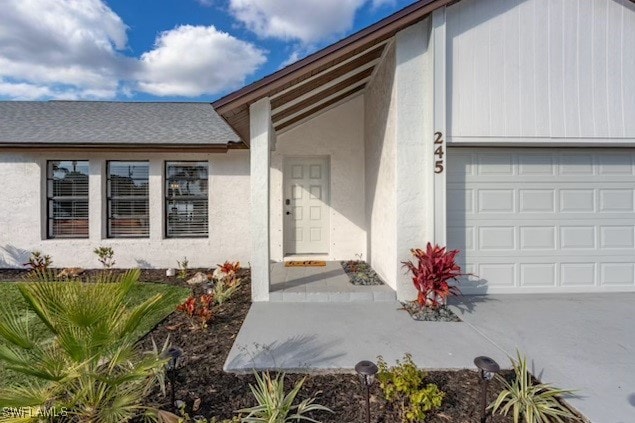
0,281,190,388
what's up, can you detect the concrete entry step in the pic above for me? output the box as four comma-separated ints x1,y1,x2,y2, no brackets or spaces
269,261,396,302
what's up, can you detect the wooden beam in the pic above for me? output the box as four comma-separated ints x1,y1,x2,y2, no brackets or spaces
270,44,385,108
272,67,374,122
274,85,366,132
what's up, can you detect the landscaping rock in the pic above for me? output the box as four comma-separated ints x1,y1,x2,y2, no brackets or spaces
341,260,384,285
187,272,209,285
401,301,462,322
57,267,85,278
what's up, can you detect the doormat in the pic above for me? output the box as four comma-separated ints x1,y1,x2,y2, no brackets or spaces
284,260,327,267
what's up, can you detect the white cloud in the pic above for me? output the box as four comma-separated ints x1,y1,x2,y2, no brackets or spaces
0,0,266,99
0,0,130,99
372,0,397,8
228,0,368,43
137,25,266,97
0,79,53,100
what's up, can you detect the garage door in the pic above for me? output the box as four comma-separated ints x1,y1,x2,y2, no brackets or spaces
447,148,635,293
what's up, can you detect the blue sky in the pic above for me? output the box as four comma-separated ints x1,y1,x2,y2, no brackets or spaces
0,0,414,102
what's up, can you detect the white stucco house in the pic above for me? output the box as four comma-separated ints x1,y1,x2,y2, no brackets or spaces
1,0,634,301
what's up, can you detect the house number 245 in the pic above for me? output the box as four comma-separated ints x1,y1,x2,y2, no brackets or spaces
434,131,444,174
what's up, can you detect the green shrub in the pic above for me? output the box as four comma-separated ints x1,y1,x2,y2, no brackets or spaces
377,354,444,422
0,269,174,422
490,351,579,423
177,257,189,280
94,246,116,268
22,251,52,272
238,372,332,423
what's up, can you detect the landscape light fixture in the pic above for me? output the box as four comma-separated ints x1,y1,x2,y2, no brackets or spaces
166,346,184,411
474,356,500,423
355,360,378,423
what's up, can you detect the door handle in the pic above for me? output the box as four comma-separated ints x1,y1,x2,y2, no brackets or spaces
286,211,291,215
285,199,291,205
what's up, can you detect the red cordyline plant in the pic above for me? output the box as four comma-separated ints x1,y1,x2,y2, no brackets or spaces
177,294,214,329
402,243,468,309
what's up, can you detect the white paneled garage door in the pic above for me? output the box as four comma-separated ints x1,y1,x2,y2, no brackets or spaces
447,149,635,293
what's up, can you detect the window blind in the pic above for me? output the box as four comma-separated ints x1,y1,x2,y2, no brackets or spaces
165,161,209,238
107,161,149,238
47,160,89,238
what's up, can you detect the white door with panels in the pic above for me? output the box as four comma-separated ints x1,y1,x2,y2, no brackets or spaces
284,157,330,255
447,148,635,292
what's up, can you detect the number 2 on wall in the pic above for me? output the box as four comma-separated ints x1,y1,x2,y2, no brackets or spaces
434,131,444,174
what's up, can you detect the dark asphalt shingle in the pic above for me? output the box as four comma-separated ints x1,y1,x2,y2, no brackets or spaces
0,101,241,145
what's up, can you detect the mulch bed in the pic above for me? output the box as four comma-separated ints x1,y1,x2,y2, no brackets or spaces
0,268,581,422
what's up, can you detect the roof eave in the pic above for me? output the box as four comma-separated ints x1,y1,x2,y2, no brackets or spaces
212,0,453,115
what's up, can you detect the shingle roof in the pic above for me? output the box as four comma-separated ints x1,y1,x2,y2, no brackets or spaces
0,101,241,147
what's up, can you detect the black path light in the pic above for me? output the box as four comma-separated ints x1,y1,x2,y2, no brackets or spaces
474,356,501,423
166,346,184,411
355,360,379,423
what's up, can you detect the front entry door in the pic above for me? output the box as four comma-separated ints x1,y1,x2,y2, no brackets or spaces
284,157,330,255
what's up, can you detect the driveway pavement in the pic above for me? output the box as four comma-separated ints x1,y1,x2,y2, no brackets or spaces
449,293,635,423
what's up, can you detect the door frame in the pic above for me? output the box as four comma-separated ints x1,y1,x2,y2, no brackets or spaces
282,155,331,256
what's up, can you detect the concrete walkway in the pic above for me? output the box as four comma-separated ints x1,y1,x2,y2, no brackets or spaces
224,301,508,372
269,261,396,302
448,293,635,423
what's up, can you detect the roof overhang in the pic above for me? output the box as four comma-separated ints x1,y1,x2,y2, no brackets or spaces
213,0,456,143
0,142,246,152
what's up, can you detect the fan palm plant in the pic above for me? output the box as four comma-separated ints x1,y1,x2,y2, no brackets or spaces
0,269,174,422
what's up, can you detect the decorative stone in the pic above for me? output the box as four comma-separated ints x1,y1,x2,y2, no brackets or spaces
57,267,85,278
166,268,176,277
401,301,462,322
187,272,208,285
341,261,384,286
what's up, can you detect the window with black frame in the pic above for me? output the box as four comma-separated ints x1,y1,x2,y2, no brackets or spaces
165,161,209,238
47,160,89,239
107,161,149,238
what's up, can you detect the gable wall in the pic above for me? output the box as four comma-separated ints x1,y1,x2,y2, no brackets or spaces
447,0,635,142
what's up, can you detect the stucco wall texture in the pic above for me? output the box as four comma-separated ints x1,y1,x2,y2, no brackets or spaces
0,150,251,269
364,43,398,290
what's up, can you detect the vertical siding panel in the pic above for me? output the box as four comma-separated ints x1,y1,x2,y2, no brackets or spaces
548,0,566,137
488,0,506,136
472,0,491,135
563,0,580,137
447,3,460,137
503,0,522,136
606,0,624,137
534,0,551,137
446,0,634,141
592,0,609,137
461,0,477,137
578,0,595,136
624,1,635,137
518,0,536,137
